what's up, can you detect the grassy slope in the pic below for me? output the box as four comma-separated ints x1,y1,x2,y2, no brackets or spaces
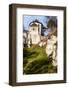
23,45,57,74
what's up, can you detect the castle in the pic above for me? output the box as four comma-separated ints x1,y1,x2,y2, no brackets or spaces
23,19,48,47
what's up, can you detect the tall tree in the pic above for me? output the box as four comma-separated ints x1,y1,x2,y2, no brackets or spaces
47,17,57,36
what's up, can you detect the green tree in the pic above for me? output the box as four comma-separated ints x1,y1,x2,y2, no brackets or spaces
47,19,57,36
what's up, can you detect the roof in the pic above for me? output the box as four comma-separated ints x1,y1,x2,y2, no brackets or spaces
29,19,43,26
23,30,28,33
29,23,38,27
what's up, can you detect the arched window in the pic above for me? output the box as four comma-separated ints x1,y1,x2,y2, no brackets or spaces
33,27,35,31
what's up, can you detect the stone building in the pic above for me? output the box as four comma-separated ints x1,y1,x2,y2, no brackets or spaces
27,20,42,45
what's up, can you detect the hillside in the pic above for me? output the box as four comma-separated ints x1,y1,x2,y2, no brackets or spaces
23,45,57,74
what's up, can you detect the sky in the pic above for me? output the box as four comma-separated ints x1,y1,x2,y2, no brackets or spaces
23,15,57,36
23,15,49,30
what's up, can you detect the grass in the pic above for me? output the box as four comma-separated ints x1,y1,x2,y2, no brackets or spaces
23,45,57,74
